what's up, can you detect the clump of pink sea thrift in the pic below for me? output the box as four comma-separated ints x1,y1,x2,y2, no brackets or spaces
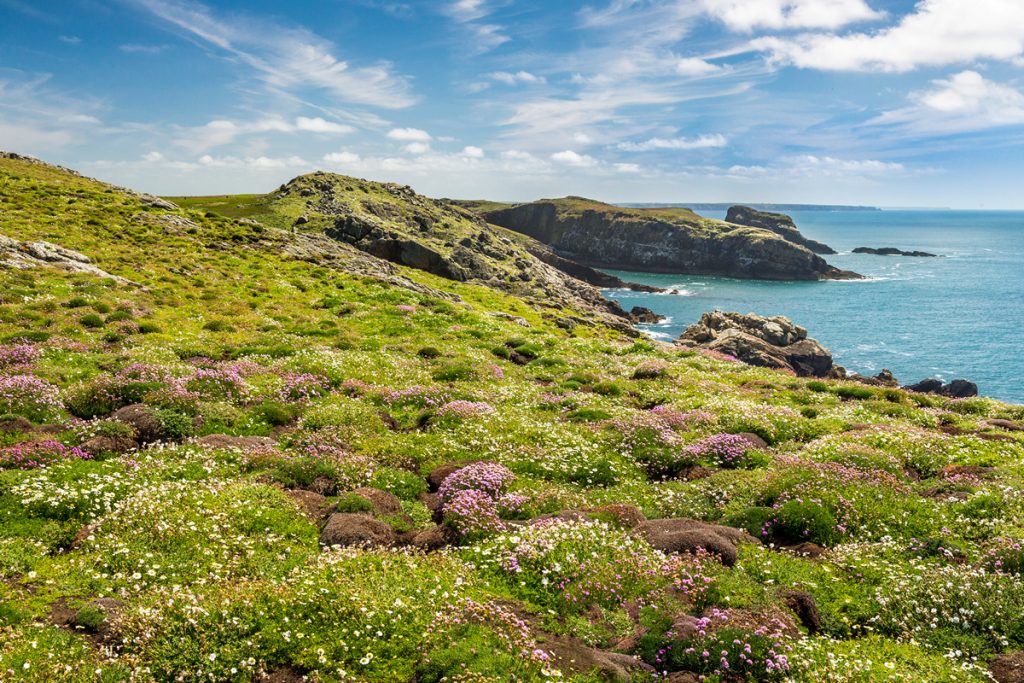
395,304,417,314
436,400,496,419
682,433,755,468
648,405,715,429
438,461,516,503
443,489,507,538
0,344,41,369
278,372,331,401
0,375,64,422
0,439,90,469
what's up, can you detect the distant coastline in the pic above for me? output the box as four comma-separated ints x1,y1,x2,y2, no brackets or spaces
620,202,883,212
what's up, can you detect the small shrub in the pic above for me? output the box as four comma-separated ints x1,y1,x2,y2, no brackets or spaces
79,313,105,328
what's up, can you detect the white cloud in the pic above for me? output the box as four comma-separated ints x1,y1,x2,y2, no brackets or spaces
872,70,1024,133
461,145,485,158
387,127,432,141
294,116,355,134
131,0,415,108
550,150,599,167
614,162,641,173
323,151,361,164
675,57,724,76
142,151,164,162
120,43,169,54
501,149,534,160
404,142,431,154
618,134,728,151
702,0,883,32
59,35,81,45
751,0,1024,72
490,70,546,85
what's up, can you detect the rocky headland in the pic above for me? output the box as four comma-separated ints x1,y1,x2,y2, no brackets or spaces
483,197,860,281
725,205,837,254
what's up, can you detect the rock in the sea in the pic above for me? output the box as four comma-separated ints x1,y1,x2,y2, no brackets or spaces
904,378,979,398
853,247,938,257
726,205,836,254
629,306,665,324
678,311,834,377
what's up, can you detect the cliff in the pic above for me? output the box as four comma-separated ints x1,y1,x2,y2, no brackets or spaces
483,197,860,281
724,205,837,254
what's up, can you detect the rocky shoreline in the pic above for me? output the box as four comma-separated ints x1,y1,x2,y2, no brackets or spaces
673,310,978,396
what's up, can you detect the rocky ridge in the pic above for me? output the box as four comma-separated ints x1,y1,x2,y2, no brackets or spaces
853,247,938,257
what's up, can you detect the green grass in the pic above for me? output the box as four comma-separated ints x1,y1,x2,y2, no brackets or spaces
0,153,1021,681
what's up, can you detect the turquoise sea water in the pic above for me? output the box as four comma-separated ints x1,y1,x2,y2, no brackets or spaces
602,210,1024,404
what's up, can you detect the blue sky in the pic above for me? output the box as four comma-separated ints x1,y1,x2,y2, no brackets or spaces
2,0,1023,207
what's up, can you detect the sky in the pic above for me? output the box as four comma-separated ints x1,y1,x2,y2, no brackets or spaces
2,0,1024,208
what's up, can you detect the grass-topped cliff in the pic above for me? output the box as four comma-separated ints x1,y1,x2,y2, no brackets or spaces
481,197,859,280
2,152,1024,682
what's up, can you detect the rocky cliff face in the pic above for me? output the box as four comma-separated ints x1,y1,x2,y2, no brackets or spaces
724,206,836,255
484,198,859,281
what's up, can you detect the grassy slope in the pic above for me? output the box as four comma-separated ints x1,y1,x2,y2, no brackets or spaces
1,155,1023,682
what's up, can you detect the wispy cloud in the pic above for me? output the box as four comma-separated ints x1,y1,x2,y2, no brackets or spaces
59,35,82,45
490,70,546,85
617,134,728,151
443,0,508,52
174,116,355,153
0,70,104,153
129,0,416,108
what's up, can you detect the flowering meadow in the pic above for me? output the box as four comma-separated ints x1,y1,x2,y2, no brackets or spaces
2,154,1024,682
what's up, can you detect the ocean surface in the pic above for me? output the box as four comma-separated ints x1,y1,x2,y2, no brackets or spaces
602,210,1024,404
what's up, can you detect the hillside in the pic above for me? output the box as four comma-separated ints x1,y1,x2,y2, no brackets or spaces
482,197,860,280
2,152,1024,682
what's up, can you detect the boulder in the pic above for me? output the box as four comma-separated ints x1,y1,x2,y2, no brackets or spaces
543,636,654,681
0,415,34,433
110,403,164,443
319,513,395,548
285,490,335,523
80,435,137,456
352,487,403,516
679,311,834,377
633,518,757,566
409,525,452,551
991,652,1024,683
781,589,821,634
904,378,979,398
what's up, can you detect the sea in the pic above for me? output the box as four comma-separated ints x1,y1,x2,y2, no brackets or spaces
601,209,1024,405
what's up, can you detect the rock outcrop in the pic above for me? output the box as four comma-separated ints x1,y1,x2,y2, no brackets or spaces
853,247,938,257
678,311,835,377
633,517,759,567
268,175,637,334
484,198,860,281
904,378,979,398
725,205,836,254
0,234,136,285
